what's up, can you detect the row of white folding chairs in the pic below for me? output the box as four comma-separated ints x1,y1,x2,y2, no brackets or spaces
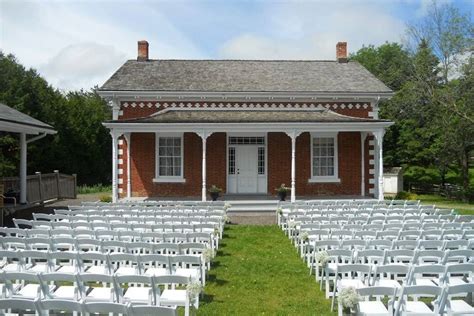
305,239,474,269
58,208,227,216
322,262,474,304
0,272,194,315
0,237,214,255
80,199,226,206
33,213,225,223
14,219,224,235
0,298,177,316
280,199,421,207
312,249,473,286
0,250,209,285
294,221,474,233
336,280,474,315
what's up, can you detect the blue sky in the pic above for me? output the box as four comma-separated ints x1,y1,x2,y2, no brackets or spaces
0,0,472,91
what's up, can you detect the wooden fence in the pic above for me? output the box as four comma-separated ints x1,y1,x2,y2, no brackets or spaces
1,171,77,204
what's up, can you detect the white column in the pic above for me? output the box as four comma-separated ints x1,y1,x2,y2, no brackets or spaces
286,131,301,203
111,132,118,203
124,133,131,199
202,136,207,202
360,132,367,196
19,133,27,204
375,131,385,201
197,131,210,202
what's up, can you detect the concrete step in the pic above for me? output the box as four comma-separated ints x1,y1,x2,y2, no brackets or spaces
226,200,279,213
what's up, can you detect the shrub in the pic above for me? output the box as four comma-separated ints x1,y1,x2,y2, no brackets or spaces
99,194,112,203
78,184,112,194
403,166,441,187
395,191,418,200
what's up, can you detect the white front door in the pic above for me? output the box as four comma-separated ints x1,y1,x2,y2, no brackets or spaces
236,146,258,193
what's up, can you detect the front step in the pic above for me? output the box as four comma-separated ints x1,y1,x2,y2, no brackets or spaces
226,200,279,213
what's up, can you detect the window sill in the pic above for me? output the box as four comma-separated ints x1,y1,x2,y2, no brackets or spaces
308,177,341,183
153,178,186,183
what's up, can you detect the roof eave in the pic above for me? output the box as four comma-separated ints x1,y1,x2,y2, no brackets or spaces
97,90,394,101
0,120,57,135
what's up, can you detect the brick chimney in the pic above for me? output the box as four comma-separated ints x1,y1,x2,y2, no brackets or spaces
137,40,149,61
336,42,348,63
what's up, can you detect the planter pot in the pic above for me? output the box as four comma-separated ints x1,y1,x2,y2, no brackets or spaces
278,191,287,201
210,192,220,201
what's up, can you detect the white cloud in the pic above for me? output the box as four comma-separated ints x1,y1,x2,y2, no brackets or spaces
219,1,405,60
40,42,126,91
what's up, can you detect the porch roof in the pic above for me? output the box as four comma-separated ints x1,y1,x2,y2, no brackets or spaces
108,108,390,124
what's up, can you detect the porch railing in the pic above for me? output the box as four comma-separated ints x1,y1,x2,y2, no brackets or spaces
1,171,77,204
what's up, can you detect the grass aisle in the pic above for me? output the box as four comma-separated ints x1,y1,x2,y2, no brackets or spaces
198,225,334,315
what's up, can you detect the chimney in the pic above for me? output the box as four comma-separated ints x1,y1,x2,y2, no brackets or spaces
137,40,149,61
336,42,348,63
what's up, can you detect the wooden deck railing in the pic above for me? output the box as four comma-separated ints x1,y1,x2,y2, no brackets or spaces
1,171,77,204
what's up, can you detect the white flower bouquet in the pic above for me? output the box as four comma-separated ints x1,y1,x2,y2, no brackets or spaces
202,248,214,263
223,214,230,223
338,286,360,311
288,220,297,229
186,281,202,300
224,202,232,210
300,231,309,241
276,207,283,215
315,250,330,267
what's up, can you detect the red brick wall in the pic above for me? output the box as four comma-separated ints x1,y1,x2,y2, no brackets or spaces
126,132,226,198
116,100,375,198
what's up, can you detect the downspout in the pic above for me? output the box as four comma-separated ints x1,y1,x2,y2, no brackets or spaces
20,132,48,204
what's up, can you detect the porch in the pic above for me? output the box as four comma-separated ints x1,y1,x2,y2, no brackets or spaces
105,108,393,202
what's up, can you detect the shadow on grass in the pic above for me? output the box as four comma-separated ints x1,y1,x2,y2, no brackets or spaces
205,273,229,287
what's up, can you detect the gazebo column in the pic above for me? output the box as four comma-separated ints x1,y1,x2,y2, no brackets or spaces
110,131,121,203
360,132,367,196
286,131,302,203
19,132,27,204
374,130,385,200
124,133,131,199
197,131,211,202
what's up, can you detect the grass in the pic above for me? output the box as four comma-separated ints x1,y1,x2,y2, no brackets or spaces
77,184,112,195
198,225,334,315
417,194,474,215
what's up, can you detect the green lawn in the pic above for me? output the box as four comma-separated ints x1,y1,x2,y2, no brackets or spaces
417,194,474,215
198,225,334,315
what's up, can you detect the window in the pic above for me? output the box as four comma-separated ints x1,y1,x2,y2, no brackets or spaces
154,135,184,182
310,134,340,183
258,147,265,175
229,137,265,145
228,147,235,175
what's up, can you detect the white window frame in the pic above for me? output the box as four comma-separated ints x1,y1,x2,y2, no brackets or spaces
153,133,185,183
309,132,341,183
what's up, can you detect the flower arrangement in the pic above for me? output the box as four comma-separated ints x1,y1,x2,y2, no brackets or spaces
315,250,330,267
224,202,232,210
186,281,202,300
214,227,220,235
300,231,309,241
223,214,230,223
275,183,291,193
338,286,360,311
202,248,214,263
288,220,297,229
208,185,222,193
276,207,283,215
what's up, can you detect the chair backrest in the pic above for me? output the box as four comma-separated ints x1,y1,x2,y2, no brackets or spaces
357,286,397,298
39,299,83,313
128,304,178,316
372,264,411,286
0,298,38,312
408,264,446,285
83,302,129,315
395,285,443,315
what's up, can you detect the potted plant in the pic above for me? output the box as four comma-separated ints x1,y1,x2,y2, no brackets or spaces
275,183,291,201
208,185,222,201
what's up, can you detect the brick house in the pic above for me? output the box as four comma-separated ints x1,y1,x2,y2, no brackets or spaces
99,41,393,202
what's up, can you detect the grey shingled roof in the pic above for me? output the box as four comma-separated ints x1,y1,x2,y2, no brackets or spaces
0,102,55,131
111,108,389,124
100,60,392,93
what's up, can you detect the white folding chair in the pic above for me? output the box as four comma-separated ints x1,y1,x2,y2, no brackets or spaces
77,273,117,302
21,250,52,273
0,298,39,315
0,250,24,271
439,283,474,316
109,253,141,276
115,274,156,305
372,264,410,289
39,272,79,301
170,255,205,286
50,251,78,274
354,286,397,316
39,299,83,315
82,301,129,315
154,275,192,316
2,271,45,300
77,252,111,275
140,254,171,277
443,263,474,286
408,264,446,286
128,304,178,316
331,264,372,311
395,285,443,316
